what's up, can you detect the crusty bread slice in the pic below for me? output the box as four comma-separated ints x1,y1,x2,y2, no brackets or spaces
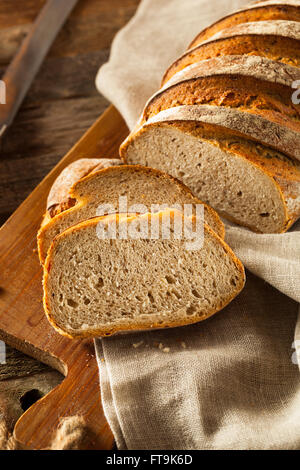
120,106,300,233
38,164,224,264
43,209,245,338
189,1,300,47
162,20,300,84
140,56,300,131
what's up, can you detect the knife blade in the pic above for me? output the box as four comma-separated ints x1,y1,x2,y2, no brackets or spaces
0,0,78,138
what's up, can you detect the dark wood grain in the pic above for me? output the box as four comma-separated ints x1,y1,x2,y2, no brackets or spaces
0,345,62,433
0,0,80,132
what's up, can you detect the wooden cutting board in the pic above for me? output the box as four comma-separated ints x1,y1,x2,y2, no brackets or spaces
0,105,129,450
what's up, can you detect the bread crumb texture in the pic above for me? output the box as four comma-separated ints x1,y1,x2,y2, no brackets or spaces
43,211,244,337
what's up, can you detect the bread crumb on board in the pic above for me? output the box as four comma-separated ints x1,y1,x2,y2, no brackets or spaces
158,342,170,353
132,340,144,348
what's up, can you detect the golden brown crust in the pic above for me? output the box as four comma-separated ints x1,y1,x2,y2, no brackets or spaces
47,159,103,212
48,198,77,219
43,215,245,338
189,2,300,47
143,74,300,132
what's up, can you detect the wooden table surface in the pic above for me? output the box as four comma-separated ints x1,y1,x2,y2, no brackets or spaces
0,0,139,436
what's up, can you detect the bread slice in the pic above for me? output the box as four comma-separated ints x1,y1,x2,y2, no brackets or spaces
162,20,300,84
140,56,300,131
189,0,300,47
120,105,300,233
43,209,245,338
38,164,224,264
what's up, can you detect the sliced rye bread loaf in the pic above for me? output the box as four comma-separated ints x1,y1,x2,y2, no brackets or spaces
120,105,300,233
162,20,300,84
140,56,300,132
45,158,121,220
43,209,245,338
38,164,224,264
189,0,300,47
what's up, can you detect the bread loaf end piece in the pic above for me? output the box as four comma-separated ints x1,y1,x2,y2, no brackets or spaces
45,158,122,221
189,1,300,47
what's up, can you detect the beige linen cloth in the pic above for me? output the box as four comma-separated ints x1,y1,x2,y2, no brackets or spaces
94,0,300,449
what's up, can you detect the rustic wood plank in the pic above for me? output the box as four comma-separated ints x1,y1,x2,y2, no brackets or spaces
0,0,139,65
0,105,128,450
21,50,110,101
1,95,109,158
0,0,138,29
0,345,58,380
0,345,62,432
0,1,46,28
0,95,110,218
0,25,31,65
1,371,62,433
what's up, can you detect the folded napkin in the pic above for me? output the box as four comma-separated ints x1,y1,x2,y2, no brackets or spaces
95,0,300,449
